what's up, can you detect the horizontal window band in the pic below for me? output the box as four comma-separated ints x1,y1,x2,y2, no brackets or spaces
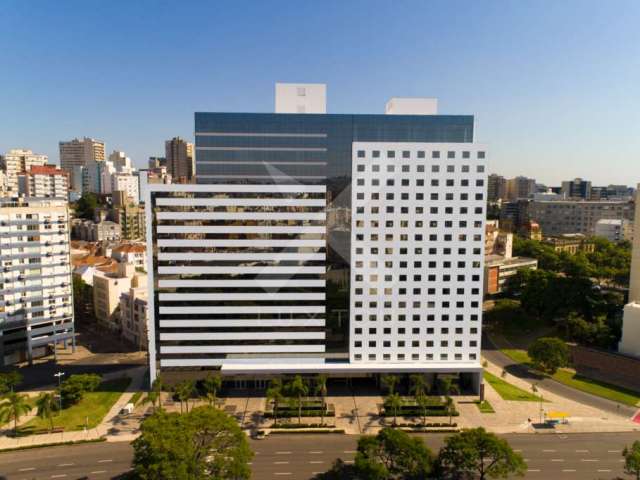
159,332,326,341
157,239,325,248
158,279,325,288
159,345,325,354
147,184,326,193
155,198,326,207
196,147,327,152
197,161,327,166
159,357,325,367
159,293,325,301
159,306,325,314
157,252,325,261
158,266,325,275
195,132,327,138
156,211,325,221
196,175,327,180
159,319,326,328
156,226,325,235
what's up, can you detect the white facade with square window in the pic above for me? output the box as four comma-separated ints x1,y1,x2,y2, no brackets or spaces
350,143,487,366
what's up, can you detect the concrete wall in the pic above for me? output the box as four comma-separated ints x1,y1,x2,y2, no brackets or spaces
570,343,640,391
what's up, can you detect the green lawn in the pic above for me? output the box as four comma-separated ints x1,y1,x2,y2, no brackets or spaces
475,400,496,413
500,348,532,366
483,371,542,402
22,377,131,433
552,369,640,407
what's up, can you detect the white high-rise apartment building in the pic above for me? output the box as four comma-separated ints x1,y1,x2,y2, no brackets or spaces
59,137,105,188
109,150,134,174
0,198,75,365
145,85,486,390
111,172,139,204
0,149,48,195
19,165,69,198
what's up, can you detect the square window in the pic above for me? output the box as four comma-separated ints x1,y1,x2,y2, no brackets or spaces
387,150,395,158
447,151,455,158
432,151,440,158
357,150,365,158
373,150,380,158
402,151,410,158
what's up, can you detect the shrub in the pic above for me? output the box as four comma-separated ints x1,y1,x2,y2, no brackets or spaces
59,374,101,407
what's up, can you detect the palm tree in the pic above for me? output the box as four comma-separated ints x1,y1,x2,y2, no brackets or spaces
410,374,428,397
266,378,284,426
286,375,309,424
415,392,430,426
314,374,328,426
202,373,222,407
35,392,56,432
381,374,399,394
0,391,32,435
386,392,403,426
175,380,195,414
445,395,455,425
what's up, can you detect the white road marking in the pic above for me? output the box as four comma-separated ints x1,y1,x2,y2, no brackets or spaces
608,450,621,453
575,449,588,453
343,450,357,454
514,449,523,452
581,459,598,462
57,463,74,467
527,469,541,472
276,451,292,455
597,469,612,473
19,468,36,472
551,459,565,462
90,471,107,475
344,460,354,464
274,473,292,476
98,459,113,463
562,469,576,472
274,461,290,465
51,475,67,479
309,460,324,464
309,450,324,454
543,449,556,453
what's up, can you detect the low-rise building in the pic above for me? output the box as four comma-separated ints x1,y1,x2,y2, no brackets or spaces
111,243,146,271
119,286,148,350
73,220,121,242
112,203,146,240
485,255,539,294
544,234,596,254
93,262,146,332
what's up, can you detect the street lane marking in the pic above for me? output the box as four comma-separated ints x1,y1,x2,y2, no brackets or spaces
581,459,598,462
344,460,354,464
309,461,324,464
19,468,36,472
57,463,74,467
90,471,107,475
51,475,67,478
576,449,588,453
343,450,357,454
276,451,292,455
551,459,564,462
527,469,541,472
608,450,621,453
562,469,576,472
598,470,612,473
309,450,324,454
274,473,292,476
274,461,290,465
98,459,113,463
543,449,556,452
514,449,523,452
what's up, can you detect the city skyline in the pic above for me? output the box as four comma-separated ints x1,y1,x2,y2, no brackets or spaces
1,0,639,185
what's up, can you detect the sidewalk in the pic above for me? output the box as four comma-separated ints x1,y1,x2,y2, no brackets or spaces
0,366,147,450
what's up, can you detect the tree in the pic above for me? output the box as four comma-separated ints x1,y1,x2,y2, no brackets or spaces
35,392,57,432
73,276,94,324
202,373,222,407
354,428,434,480
143,377,163,413
444,396,455,425
266,378,284,426
59,373,101,407
131,406,253,480
415,392,430,426
0,391,32,435
624,441,640,480
285,375,308,424
75,192,99,220
385,392,403,426
437,376,459,396
409,374,427,398
314,374,328,426
438,427,527,480
381,374,399,394
0,370,22,395
175,380,195,414
527,337,570,374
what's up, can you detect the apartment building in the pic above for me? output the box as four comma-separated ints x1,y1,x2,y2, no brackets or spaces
0,198,74,366
165,137,194,182
93,262,145,331
120,279,149,350
59,137,105,188
595,219,633,242
505,176,536,201
144,84,486,391
111,173,139,204
0,149,48,195
529,200,634,236
19,165,69,198
111,243,146,270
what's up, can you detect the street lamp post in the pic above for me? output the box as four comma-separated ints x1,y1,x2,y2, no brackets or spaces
54,371,65,411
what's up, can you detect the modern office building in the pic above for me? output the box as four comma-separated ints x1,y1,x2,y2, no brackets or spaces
165,137,194,182
0,198,75,366
561,178,592,200
59,137,105,188
529,199,634,236
144,84,487,390
487,174,506,202
505,176,536,201
0,149,49,195
595,219,633,242
620,186,640,357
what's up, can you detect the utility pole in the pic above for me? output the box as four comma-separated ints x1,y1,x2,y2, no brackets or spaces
54,371,65,411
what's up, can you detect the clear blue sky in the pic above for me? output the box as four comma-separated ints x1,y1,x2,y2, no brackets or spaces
1,0,639,186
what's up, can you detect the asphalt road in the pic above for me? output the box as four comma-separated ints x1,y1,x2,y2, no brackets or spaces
2,432,639,479
482,335,638,418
